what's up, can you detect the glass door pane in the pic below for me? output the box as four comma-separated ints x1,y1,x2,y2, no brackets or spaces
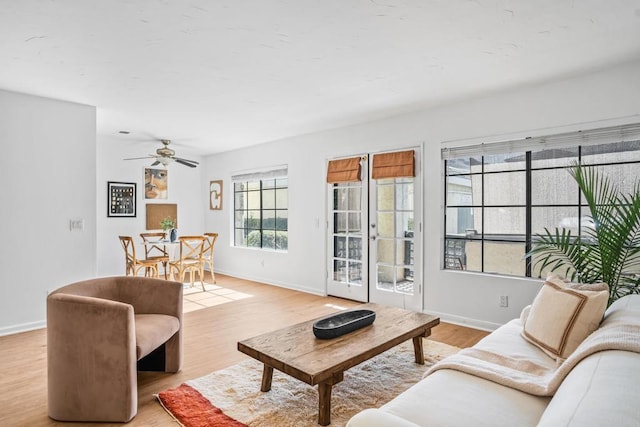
327,157,368,302
369,159,422,311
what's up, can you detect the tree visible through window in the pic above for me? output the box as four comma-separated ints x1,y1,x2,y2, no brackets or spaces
234,175,288,250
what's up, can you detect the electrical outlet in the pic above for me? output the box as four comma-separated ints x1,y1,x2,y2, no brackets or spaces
499,295,509,307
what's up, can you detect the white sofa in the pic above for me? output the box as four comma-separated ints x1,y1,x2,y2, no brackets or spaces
347,294,640,427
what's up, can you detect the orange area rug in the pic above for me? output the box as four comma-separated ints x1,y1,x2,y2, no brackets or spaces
157,383,247,427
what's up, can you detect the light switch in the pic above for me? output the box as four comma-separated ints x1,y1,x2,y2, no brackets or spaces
69,218,84,231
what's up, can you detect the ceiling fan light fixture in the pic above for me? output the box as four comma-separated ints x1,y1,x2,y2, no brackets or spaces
123,137,197,168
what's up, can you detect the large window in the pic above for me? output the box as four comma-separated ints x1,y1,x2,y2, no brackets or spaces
233,167,288,250
443,124,640,277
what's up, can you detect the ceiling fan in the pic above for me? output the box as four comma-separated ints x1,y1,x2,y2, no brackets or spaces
124,139,199,168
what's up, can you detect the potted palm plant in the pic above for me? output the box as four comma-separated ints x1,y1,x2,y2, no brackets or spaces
160,216,177,242
526,163,640,306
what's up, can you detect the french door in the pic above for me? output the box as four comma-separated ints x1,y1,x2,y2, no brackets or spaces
327,149,422,311
327,159,369,301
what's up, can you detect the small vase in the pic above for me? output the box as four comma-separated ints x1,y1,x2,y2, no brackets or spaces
170,228,177,242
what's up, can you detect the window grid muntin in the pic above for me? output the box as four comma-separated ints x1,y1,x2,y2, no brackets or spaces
444,142,640,277
234,178,288,250
331,181,364,285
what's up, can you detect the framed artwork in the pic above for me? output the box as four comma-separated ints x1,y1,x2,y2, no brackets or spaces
107,181,136,217
210,180,223,210
145,168,168,199
146,203,178,230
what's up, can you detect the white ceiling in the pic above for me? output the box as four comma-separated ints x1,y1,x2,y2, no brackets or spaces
2,0,640,154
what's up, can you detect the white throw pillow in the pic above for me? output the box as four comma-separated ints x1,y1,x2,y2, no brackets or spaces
521,275,608,361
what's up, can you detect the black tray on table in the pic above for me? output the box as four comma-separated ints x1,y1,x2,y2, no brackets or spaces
312,309,376,339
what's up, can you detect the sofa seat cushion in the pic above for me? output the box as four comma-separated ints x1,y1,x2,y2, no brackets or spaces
134,314,180,360
538,350,640,426
373,369,550,427
470,318,557,371
346,409,419,427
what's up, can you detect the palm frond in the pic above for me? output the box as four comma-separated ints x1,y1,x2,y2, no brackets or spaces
527,163,640,306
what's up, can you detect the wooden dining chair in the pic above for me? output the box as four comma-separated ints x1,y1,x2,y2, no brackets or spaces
169,236,206,290
202,232,219,283
140,232,170,279
119,236,159,278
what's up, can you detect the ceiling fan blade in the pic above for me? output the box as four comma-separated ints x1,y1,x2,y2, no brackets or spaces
151,160,162,166
174,156,199,165
124,155,155,160
175,158,198,168
175,156,198,163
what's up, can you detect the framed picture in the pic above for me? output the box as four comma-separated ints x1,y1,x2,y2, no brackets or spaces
210,180,223,210
145,168,168,199
146,203,178,230
108,181,136,217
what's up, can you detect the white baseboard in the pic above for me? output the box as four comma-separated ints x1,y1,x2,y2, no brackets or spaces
425,309,501,332
214,268,326,297
0,320,45,337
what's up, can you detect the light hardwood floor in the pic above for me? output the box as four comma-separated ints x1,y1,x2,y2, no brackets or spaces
0,274,488,426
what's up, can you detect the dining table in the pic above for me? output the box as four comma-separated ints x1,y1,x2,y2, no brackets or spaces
140,238,181,280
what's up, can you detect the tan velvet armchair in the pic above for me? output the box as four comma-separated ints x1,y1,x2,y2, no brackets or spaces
47,276,183,422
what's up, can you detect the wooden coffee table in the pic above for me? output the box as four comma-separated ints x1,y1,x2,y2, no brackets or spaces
237,303,440,425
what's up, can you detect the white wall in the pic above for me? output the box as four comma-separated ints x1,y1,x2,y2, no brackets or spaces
204,60,640,330
95,137,204,277
0,90,96,335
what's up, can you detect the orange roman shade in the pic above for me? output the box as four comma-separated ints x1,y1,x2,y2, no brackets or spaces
372,150,415,179
326,157,362,183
